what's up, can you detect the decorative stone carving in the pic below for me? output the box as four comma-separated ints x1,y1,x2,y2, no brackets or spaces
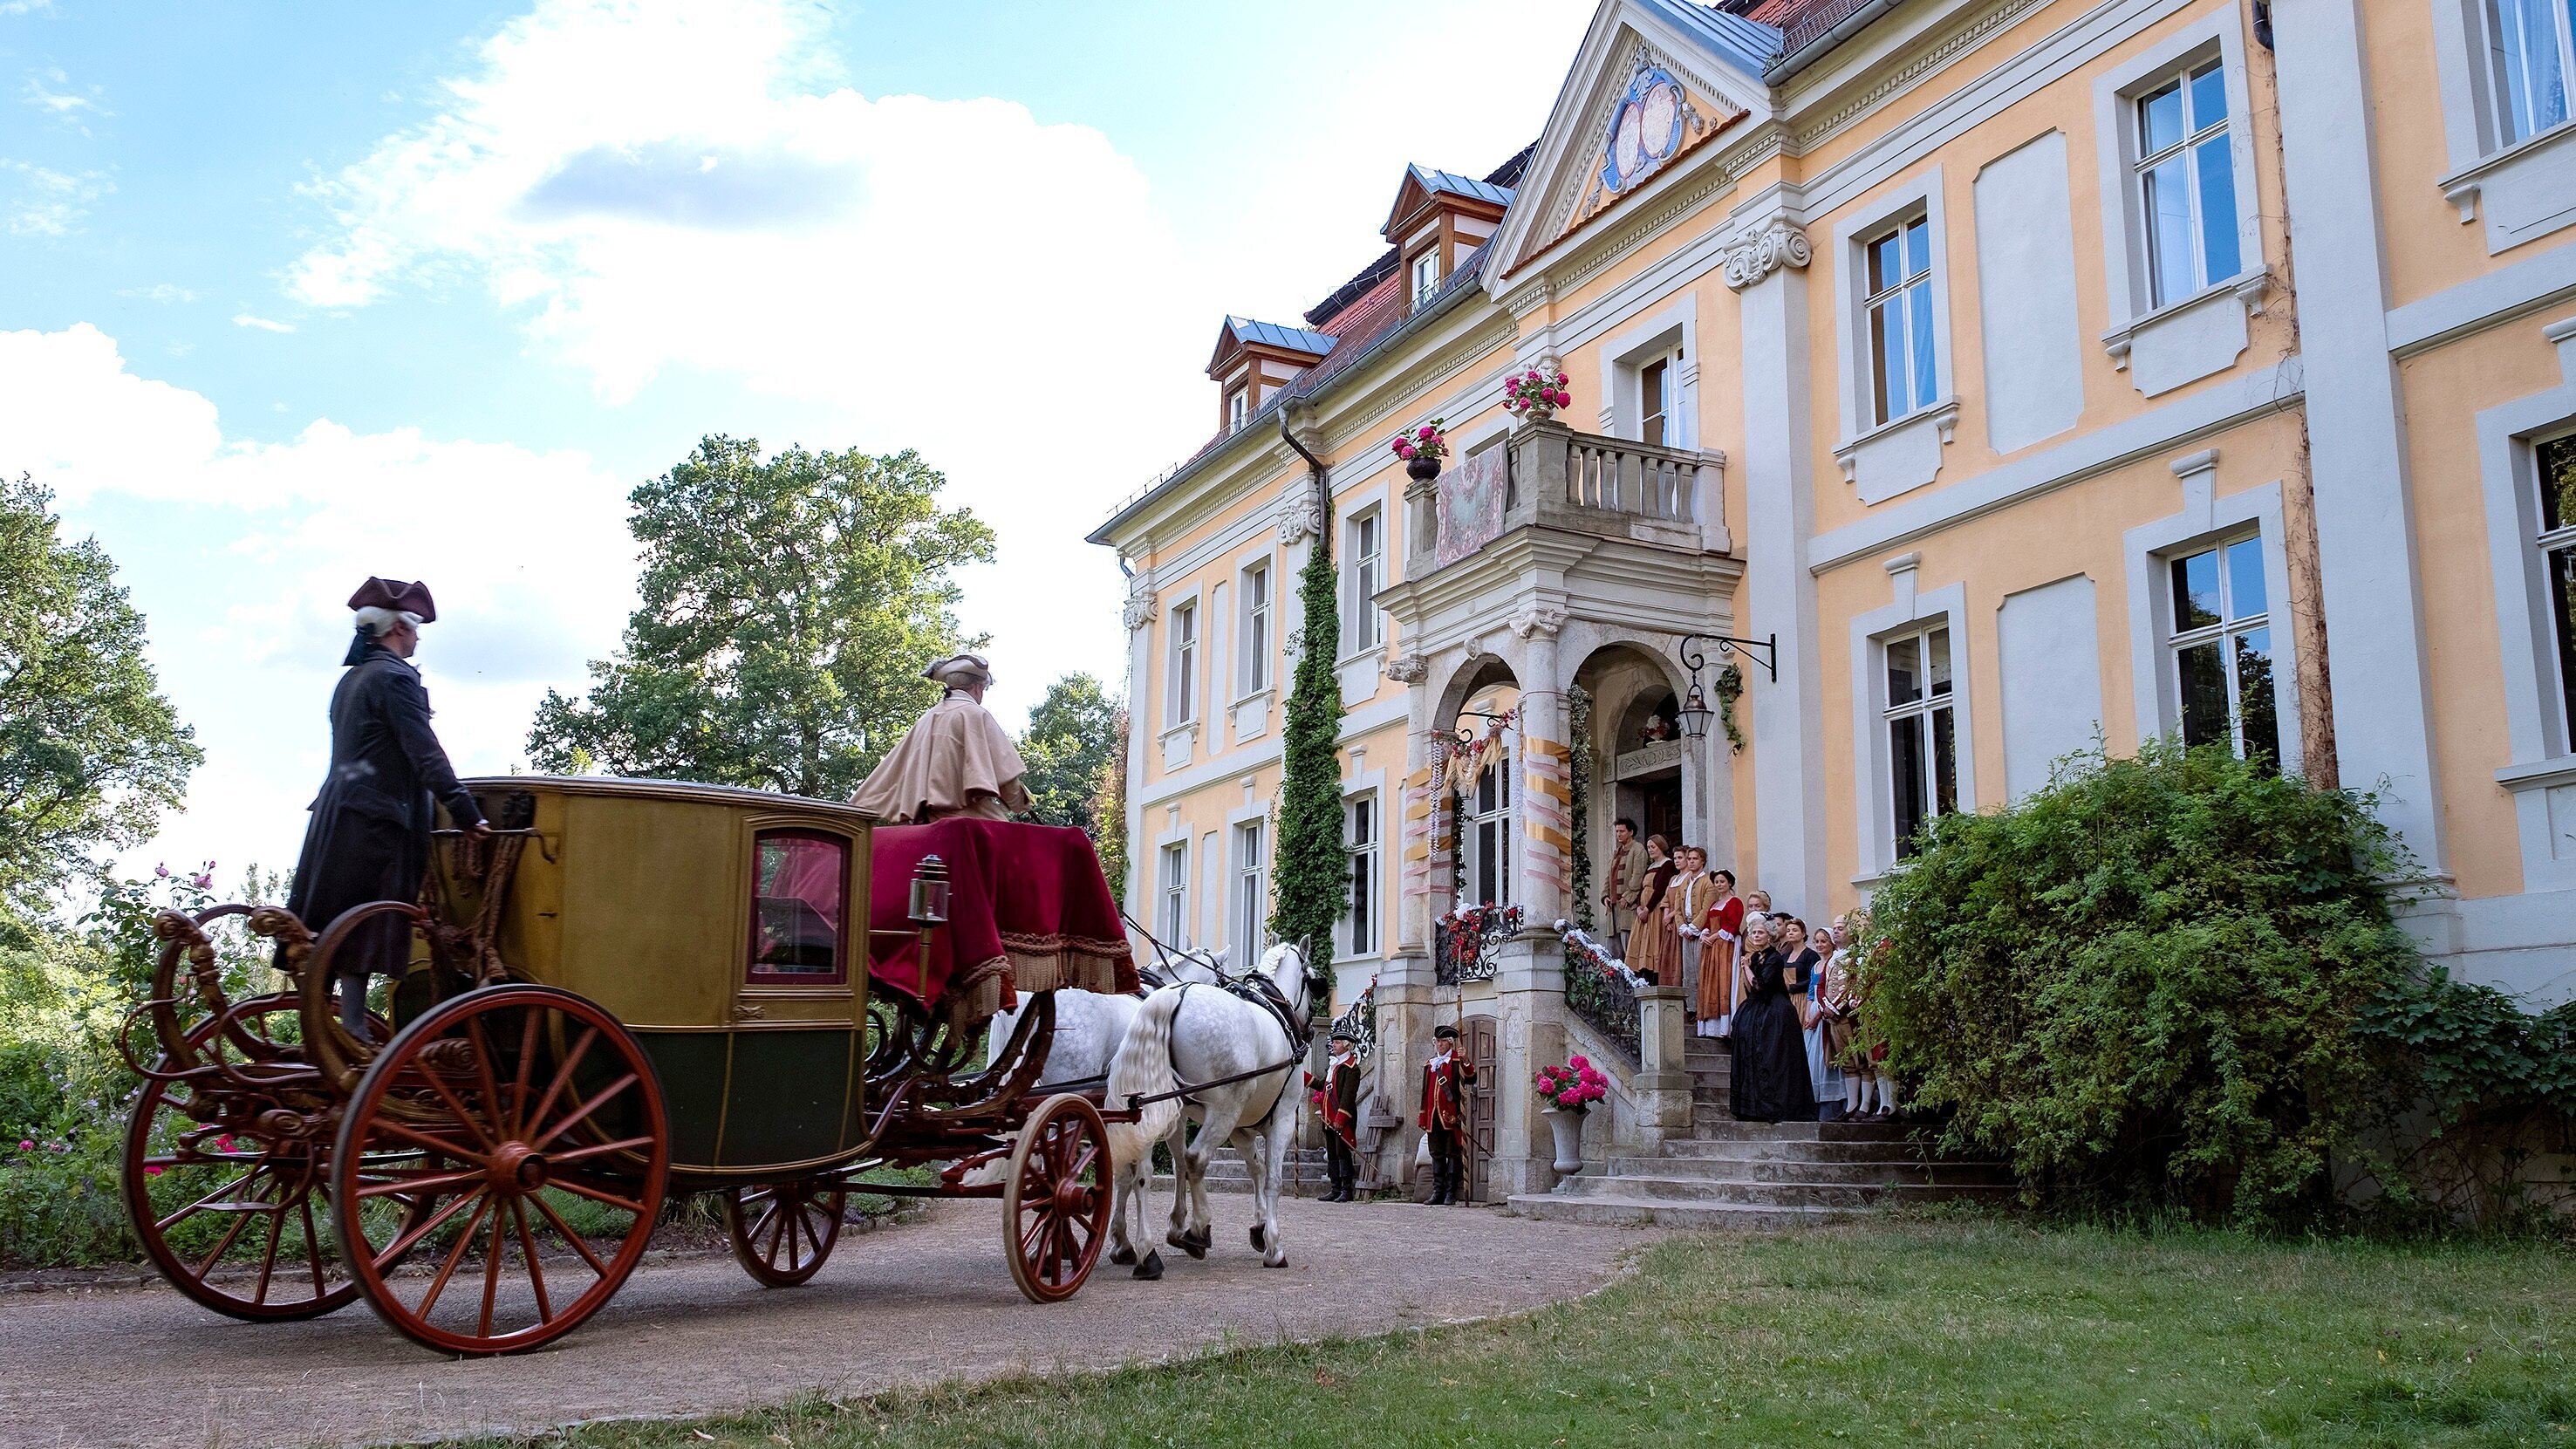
1722,222,1813,290
1120,575,1158,632
1384,653,1430,685
1275,475,1325,545
1507,605,1568,639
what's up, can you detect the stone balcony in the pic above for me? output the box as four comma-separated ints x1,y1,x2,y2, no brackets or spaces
1401,419,1731,584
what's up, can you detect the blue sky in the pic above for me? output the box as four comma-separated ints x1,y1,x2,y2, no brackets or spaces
1,0,1589,882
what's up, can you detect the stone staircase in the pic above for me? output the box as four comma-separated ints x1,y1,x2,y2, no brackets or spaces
1150,1146,1334,1197
1509,1036,2014,1228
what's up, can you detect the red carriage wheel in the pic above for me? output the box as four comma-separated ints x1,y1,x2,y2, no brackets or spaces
331,983,668,1356
1001,1092,1110,1303
121,995,418,1321
722,1179,848,1288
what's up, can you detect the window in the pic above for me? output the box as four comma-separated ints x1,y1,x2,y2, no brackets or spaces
1168,602,1197,725
2488,0,2576,146
2167,534,2280,768
1883,625,1958,858
747,830,848,982
2135,61,2243,307
2535,434,2576,741
1640,357,1672,447
1343,793,1380,957
1462,742,1513,906
1158,841,1189,947
1342,510,1384,654
1227,386,1249,434
1233,820,1267,951
1240,562,1270,694
1411,249,1440,307
1863,216,1938,425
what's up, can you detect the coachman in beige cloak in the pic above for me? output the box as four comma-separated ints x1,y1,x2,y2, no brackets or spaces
850,653,1032,824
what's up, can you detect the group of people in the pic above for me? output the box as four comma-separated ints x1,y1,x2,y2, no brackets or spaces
1597,818,1897,1125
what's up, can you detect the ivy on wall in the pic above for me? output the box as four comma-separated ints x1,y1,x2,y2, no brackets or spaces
1568,684,1595,933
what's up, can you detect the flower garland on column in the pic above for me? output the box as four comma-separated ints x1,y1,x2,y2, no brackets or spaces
1567,684,1595,932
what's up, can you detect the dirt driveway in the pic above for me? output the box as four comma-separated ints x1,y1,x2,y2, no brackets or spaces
0,1199,1655,1449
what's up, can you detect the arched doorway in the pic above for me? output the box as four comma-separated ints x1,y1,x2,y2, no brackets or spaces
1569,643,1697,930
1435,655,1521,915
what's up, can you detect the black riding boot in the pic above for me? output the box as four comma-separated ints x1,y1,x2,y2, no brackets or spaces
1427,1152,1451,1206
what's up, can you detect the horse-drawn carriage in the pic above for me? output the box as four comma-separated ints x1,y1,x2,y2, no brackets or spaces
119,776,1137,1355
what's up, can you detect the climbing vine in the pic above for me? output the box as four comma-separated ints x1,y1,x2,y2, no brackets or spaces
1568,684,1595,932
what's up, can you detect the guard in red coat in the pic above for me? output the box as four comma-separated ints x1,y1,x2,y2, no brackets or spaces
1312,1029,1362,1202
1418,1023,1476,1206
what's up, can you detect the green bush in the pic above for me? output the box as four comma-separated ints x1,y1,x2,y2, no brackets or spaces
1862,739,2422,1224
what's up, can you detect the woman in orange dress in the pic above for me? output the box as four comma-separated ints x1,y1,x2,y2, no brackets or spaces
1696,868,1742,1037
1624,834,1681,986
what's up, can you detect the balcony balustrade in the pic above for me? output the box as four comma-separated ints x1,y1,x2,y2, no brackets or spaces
1404,419,1730,581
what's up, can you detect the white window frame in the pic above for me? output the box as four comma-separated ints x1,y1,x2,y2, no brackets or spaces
2475,317,2576,892
1831,167,1958,505
1459,735,1514,908
1231,817,1267,953
1860,212,1941,427
1158,838,1190,948
1342,508,1385,658
2432,0,2576,253
2161,530,2282,763
1343,789,1382,960
2093,20,2266,386
1227,386,1249,434
2128,60,2245,311
2487,0,2576,146
2123,466,2305,778
1166,597,1199,727
1849,571,1979,885
1410,247,1440,307
1238,558,1271,695
1880,620,1958,861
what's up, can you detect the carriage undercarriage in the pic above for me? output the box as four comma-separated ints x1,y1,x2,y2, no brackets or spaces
120,784,1133,1356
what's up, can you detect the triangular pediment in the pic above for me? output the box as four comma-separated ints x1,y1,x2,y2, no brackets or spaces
1485,0,1777,287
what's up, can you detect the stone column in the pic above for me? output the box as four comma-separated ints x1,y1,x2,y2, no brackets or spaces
1378,652,1437,1190
1119,567,1158,912
1725,206,1830,912
1491,611,1572,1201
1633,984,1695,1150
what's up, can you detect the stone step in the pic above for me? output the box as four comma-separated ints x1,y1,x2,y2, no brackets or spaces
1609,1154,2011,1186
1550,1172,2012,1210
1689,1118,1914,1143
1654,1136,1988,1166
1507,1192,1863,1231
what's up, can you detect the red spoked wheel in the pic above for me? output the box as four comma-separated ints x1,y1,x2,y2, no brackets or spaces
1001,1092,1110,1303
120,995,419,1321
722,1179,848,1288
331,983,668,1356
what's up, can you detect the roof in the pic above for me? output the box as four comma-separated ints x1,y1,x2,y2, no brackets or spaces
1405,165,1515,210
1706,0,1885,76
1222,316,1337,357
1383,163,1516,240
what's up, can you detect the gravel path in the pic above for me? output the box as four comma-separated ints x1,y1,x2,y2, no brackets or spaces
0,1199,1658,1449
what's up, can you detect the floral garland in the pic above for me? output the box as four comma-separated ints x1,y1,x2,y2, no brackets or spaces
1436,901,1523,981
1567,685,1595,932
1713,662,1746,755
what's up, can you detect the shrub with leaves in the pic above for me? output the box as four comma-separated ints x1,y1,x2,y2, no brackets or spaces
1861,739,2420,1223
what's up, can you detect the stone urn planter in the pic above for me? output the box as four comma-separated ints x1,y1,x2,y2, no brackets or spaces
1544,1106,1587,1177
1405,453,1442,482
1515,402,1557,425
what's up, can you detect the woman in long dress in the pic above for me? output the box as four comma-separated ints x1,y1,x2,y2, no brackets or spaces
1696,869,1741,1038
1624,835,1681,987
1780,919,1844,1120
1729,919,1817,1122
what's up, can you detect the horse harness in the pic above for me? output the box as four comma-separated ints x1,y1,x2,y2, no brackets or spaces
1119,970,1311,1113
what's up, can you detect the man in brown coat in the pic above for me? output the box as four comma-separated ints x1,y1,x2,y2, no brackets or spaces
1600,817,1648,959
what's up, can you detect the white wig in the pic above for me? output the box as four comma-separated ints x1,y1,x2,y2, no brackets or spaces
352,605,425,637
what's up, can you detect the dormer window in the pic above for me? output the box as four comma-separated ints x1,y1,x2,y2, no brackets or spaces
1411,249,1441,306
1227,386,1249,433
1208,316,1334,433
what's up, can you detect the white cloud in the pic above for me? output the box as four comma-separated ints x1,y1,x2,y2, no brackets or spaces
22,66,106,126
231,312,295,332
3,159,107,235
3,323,639,880
119,283,195,303
0,1,56,15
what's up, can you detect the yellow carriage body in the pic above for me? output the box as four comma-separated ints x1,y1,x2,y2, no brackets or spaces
449,776,877,1183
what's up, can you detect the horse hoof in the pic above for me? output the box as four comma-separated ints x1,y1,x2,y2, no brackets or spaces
1189,1226,1213,1252
1135,1251,1164,1281
1248,1225,1266,1251
1262,1254,1288,1269
1109,1245,1136,1267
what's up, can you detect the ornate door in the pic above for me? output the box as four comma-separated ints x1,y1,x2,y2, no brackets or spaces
1466,1015,1498,1201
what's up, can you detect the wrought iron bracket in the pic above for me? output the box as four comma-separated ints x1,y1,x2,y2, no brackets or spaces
1679,632,1778,684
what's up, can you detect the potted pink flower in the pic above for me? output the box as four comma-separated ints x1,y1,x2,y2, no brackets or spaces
1390,419,1449,482
1503,368,1572,422
1534,1054,1610,1175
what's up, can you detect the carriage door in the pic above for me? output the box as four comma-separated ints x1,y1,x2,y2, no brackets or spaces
1466,1015,1498,1202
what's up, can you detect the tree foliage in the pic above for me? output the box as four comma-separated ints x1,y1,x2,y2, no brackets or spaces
1268,521,1344,964
1861,739,2418,1223
1015,673,1120,837
0,476,201,911
527,437,994,799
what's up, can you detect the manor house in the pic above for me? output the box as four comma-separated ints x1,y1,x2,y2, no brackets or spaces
1090,0,2576,1200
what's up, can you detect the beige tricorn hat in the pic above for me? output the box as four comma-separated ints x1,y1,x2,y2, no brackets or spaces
924,653,994,687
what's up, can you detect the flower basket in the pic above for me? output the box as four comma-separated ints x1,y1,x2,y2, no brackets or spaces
1390,419,1448,482
1503,369,1571,423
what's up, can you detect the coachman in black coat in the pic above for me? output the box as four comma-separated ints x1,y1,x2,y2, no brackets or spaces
284,578,487,1029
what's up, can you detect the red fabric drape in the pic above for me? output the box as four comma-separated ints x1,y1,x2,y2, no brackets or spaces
868,818,1136,1010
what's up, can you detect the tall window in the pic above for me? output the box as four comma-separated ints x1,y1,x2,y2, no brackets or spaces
1463,743,1513,905
1411,249,1440,306
1864,216,1937,425
1343,510,1384,654
1227,386,1249,434
2534,434,2576,741
1640,357,1672,447
1343,792,1380,957
2168,534,2279,767
1239,562,1270,694
1158,842,1189,947
2488,0,2575,146
1233,820,1267,951
747,830,849,982
1884,625,1957,858
1167,602,1197,726
2135,60,2243,307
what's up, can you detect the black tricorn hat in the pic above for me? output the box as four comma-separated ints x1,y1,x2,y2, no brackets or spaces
1329,1028,1356,1042
347,577,436,622
1433,1023,1459,1041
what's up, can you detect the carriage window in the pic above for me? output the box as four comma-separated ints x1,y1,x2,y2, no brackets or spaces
748,830,849,982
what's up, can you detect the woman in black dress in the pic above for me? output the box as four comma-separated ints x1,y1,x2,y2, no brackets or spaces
1730,917,1819,1123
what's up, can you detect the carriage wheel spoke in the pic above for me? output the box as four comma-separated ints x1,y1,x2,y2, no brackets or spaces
300,1193,331,1295
512,1200,551,1323
478,1208,506,1339
415,1193,494,1320
415,1060,501,1155
748,1198,783,1263
529,1192,614,1279
530,1070,639,1152
249,1199,287,1304
519,1026,598,1143
367,1115,494,1168
159,1165,261,1234
548,1177,646,1214
465,1016,511,1147
375,1184,486,1266
1066,1143,1099,1182
543,1135,656,1167
355,1165,486,1199
509,1008,543,1138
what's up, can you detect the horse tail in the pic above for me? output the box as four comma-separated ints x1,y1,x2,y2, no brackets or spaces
1108,986,1186,1158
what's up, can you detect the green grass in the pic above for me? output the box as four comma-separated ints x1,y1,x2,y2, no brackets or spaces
448,1216,2575,1449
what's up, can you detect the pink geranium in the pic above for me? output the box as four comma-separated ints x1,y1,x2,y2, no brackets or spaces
1390,417,1450,463
1504,371,1570,419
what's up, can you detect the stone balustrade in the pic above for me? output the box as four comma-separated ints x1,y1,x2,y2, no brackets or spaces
1403,418,1731,581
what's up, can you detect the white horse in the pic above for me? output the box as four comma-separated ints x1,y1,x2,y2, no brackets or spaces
1105,940,1326,1271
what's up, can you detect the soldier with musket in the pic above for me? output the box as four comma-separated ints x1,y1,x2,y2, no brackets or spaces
1418,1022,1476,1205
1310,1028,1362,1202
283,578,489,1033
